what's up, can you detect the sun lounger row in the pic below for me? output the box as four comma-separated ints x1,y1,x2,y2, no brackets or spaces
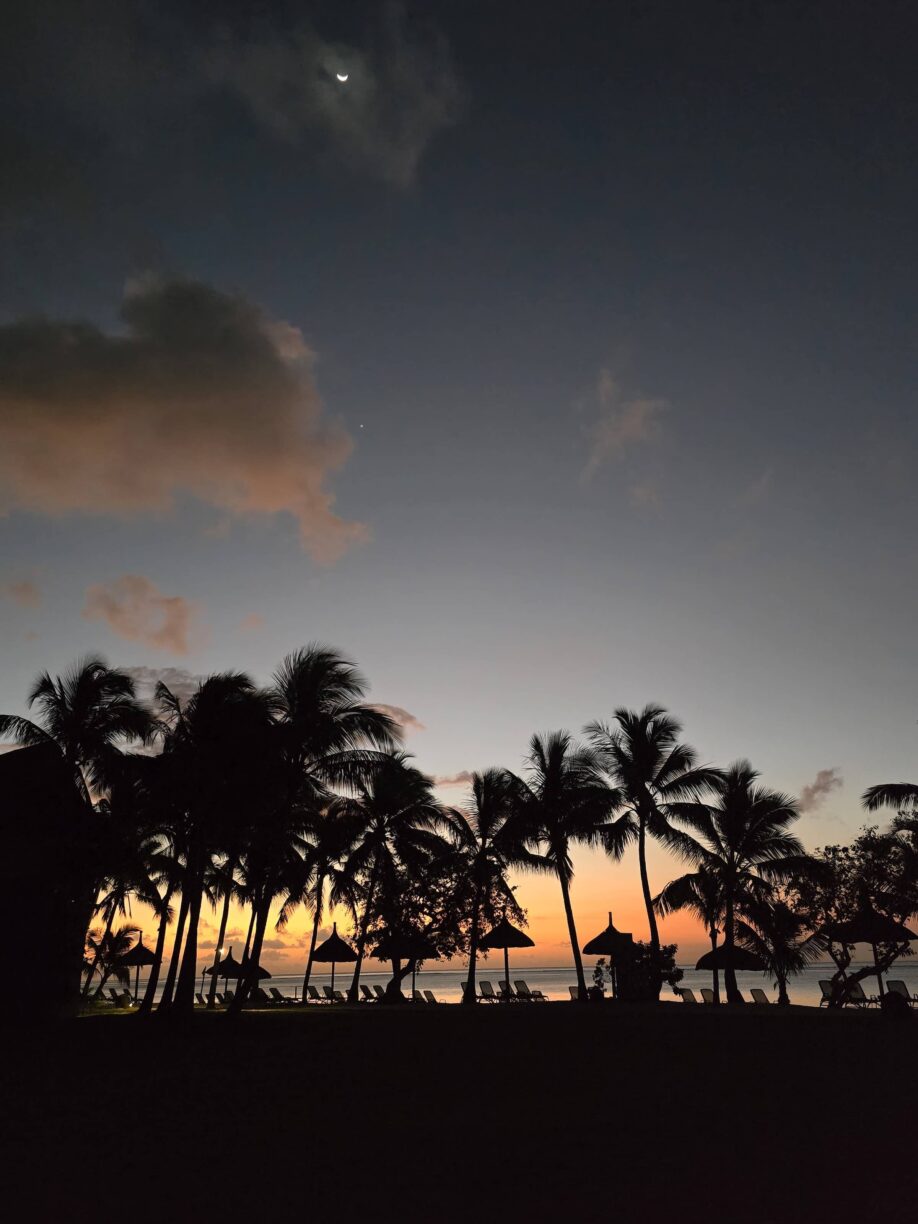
460,979,548,1002
817,979,918,1007
678,987,771,1004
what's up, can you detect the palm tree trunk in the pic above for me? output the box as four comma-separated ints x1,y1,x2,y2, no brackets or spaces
174,869,203,1015
777,974,790,1006
157,890,189,1013
723,892,741,1004
463,882,483,1006
229,893,270,1015
709,927,720,1006
242,904,256,964
207,862,236,1009
637,816,660,955
558,864,587,1001
347,852,381,1002
138,890,172,1016
82,902,115,998
301,878,324,1001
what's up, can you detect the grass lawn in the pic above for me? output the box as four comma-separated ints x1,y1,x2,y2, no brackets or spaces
2,1002,915,1222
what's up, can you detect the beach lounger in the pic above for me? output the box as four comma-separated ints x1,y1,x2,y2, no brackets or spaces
844,980,877,1008
215,992,225,1004
371,984,384,1000
195,992,206,1006
423,990,439,1004
700,988,715,1004
253,986,271,1004
514,980,547,1001
818,980,834,1006
750,988,771,1005
306,985,324,1003
107,988,121,1004
413,989,426,1003
678,988,699,1003
323,986,338,1002
568,985,586,1001
479,980,499,1002
498,980,516,1000
360,985,376,1002
886,980,918,1006
269,987,295,1004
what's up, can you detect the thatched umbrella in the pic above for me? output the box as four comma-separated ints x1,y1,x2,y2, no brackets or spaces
119,932,157,1003
311,923,357,998
372,929,439,1000
582,912,634,998
479,917,534,1001
204,946,243,999
695,945,767,972
823,904,918,999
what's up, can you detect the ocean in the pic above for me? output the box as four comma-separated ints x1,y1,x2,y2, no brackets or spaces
132,959,918,1006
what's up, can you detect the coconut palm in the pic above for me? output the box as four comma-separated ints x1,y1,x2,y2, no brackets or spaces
505,732,613,1001
665,761,806,1003
585,706,721,957
863,782,918,816
654,867,725,1003
443,769,525,1004
735,898,825,1005
334,753,451,1001
0,656,149,799
85,922,140,998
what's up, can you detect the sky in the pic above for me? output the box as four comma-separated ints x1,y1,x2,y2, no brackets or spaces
2,1,917,969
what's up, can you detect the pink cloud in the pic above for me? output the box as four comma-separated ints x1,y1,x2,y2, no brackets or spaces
372,704,425,734
239,613,264,631
83,575,204,655
582,370,666,483
4,579,41,608
435,770,473,787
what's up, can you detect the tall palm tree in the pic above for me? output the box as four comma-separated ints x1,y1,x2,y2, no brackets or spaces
665,761,805,1003
0,656,149,799
654,868,725,1003
444,770,524,1005
85,922,141,998
335,753,450,1001
735,898,825,1005
585,706,720,957
506,732,612,1001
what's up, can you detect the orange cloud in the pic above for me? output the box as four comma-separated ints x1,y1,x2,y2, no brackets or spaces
239,613,264,631
435,770,473,787
83,575,203,655
0,278,366,562
372,704,425,734
582,369,666,483
3,578,41,608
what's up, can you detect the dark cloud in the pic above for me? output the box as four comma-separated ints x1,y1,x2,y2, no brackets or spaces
799,767,843,813
0,277,365,560
206,4,463,187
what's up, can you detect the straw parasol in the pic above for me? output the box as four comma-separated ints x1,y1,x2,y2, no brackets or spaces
204,946,244,998
479,916,534,1001
582,912,634,998
823,902,918,998
240,957,272,981
695,945,767,972
119,932,157,1003
311,923,357,998
372,929,439,1000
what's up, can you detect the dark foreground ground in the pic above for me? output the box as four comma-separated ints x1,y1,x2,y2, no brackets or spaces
2,1002,915,1223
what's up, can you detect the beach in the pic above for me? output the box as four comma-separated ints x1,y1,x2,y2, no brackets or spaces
4,1003,915,1223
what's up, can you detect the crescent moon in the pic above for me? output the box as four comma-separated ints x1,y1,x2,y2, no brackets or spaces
336,73,348,82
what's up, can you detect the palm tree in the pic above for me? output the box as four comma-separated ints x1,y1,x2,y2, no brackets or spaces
863,782,918,816
85,922,141,998
443,769,524,1005
505,732,612,1001
665,761,805,1003
0,657,149,799
585,706,721,957
334,753,450,1001
735,898,825,1005
654,868,724,1003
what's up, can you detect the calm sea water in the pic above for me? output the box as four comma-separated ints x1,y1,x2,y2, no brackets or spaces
133,960,918,1006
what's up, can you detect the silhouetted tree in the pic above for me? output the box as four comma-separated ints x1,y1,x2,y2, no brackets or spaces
654,867,725,1003
735,896,825,1005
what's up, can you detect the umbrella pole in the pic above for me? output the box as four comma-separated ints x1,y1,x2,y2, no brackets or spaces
412,963,417,1000
504,946,510,1002
134,965,139,1004
872,943,884,999
331,961,335,998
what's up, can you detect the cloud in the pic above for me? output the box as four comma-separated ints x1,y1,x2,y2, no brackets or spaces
239,613,264,632
372,704,425,734
738,467,774,507
3,579,41,608
206,4,463,188
435,770,473,787
799,768,843,813
582,370,666,484
83,576,203,655
629,481,662,513
121,666,203,708
0,277,365,561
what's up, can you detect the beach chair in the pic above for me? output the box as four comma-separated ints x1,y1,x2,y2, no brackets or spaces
498,980,516,1001
253,986,271,1004
107,988,121,1004
479,980,498,1002
360,985,376,1002
514,980,547,1001
844,980,877,1008
750,988,771,1005
700,988,716,1004
818,980,834,1006
568,985,586,1001
678,988,699,1003
269,987,293,1004
306,985,324,1003
423,990,439,1004
413,989,426,1003
215,992,225,1005
886,980,918,1006
195,992,206,1006
323,986,338,1002
373,984,386,1001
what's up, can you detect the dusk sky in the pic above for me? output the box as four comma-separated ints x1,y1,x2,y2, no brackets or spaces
2,1,916,965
